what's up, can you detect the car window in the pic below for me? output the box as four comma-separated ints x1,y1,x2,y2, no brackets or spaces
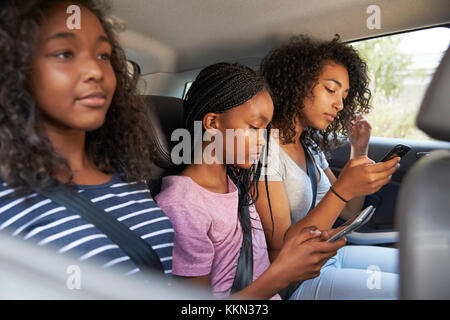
182,81,192,100
351,27,450,141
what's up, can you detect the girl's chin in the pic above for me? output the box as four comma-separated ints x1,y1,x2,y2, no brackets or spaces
315,120,333,131
233,162,256,170
78,119,107,132
308,123,328,131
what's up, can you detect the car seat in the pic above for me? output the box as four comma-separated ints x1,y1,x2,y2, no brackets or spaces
144,95,185,198
396,47,450,299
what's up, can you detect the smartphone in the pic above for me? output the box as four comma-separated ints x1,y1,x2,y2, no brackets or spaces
327,205,376,242
379,144,411,162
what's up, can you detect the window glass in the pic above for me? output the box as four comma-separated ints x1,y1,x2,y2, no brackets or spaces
182,81,193,100
351,27,450,140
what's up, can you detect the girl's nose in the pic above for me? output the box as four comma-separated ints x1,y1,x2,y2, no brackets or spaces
334,96,344,111
257,129,267,147
81,57,104,82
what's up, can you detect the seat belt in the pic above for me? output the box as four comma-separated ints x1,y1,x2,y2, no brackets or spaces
278,141,318,299
302,141,318,212
38,184,165,274
230,185,254,294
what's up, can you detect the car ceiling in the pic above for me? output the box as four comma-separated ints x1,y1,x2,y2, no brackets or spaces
110,0,450,75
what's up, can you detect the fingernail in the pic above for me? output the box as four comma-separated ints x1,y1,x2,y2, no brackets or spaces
309,230,322,235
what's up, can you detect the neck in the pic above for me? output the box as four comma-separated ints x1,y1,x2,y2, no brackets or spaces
275,117,306,147
294,120,305,144
42,123,94,179
182,141,229,193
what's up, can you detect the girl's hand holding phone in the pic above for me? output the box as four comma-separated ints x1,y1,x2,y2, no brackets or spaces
331,155,400,201
273,227,346,286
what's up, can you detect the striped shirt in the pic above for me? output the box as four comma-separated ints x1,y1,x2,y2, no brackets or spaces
0,174,174,277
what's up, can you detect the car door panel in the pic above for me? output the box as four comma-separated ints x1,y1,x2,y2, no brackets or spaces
328,136,450,239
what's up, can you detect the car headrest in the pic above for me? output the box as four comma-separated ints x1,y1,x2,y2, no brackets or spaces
416,47,450,142
144,95,185,169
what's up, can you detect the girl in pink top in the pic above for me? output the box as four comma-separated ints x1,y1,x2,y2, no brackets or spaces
155,63,346,299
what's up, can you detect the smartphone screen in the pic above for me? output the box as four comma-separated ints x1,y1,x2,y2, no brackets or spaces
327,206,375,242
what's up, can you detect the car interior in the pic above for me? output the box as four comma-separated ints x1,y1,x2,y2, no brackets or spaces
1,0,449,300
121,0,450,299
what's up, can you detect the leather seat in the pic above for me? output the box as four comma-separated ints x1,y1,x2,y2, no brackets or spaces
396,47,450,299
144,95,185,197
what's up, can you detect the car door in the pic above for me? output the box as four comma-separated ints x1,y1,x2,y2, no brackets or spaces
329,137,450,240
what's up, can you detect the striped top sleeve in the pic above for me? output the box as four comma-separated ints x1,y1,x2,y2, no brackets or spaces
0,173,174,277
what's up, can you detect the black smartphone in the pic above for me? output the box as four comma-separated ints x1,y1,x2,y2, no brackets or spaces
379,144,411,162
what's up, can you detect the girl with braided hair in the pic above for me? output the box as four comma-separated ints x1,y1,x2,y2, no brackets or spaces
155,62,346,299
255,35,400,299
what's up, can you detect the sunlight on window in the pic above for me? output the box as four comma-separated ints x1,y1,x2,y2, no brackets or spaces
351,27,450,141
182,82,193,100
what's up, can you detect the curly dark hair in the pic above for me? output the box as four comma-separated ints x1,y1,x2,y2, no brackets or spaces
0,0,155,196
260,34,372,156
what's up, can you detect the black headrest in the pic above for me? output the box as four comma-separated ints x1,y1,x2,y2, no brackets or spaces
416,47,450,142
145,95,184,169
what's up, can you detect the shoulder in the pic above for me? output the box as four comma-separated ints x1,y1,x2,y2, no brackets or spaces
0,181,13,196
0,181,35,208
260,135,286,181
156,175,195,205
155,175,212,224
308,144,329,171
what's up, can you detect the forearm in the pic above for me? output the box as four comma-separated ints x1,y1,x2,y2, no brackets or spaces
339,195,365,221
180,267,284,300
229,263,286,300
288,187,347,233
350,145,368,160
337,146,368,220
268,249,280,263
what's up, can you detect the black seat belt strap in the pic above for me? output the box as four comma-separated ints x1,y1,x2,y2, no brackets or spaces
279,141,318,299
39,184,164,274
302,141,318,212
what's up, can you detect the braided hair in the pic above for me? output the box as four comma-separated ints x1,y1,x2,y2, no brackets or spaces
183,62,271,234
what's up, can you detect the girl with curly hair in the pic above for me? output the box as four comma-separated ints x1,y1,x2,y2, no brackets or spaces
0,0,173,277
256,35,401,299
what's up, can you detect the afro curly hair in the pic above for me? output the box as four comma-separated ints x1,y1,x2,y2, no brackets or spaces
260,34,372,156
0,0,155,196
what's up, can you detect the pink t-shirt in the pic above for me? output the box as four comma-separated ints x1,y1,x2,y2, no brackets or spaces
155,175,281,299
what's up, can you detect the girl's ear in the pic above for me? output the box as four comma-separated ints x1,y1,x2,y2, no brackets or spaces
203,112,221,134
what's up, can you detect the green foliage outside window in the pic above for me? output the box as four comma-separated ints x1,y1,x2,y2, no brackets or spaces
351,28,448,141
